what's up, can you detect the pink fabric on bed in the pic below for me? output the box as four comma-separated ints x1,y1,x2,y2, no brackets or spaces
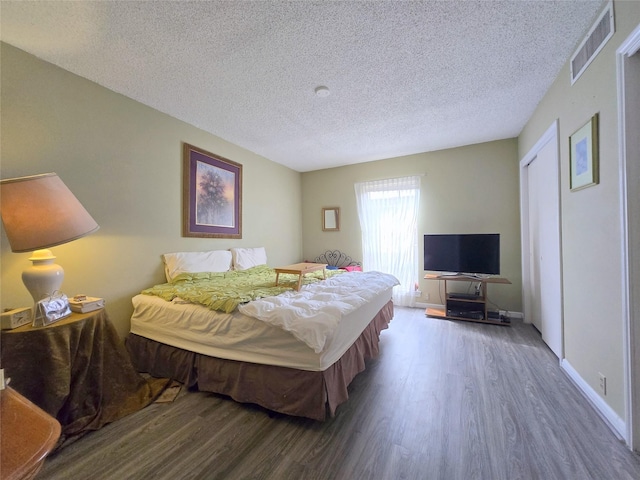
343,266,362,272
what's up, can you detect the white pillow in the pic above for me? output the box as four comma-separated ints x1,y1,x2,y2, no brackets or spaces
163,250,232,282
231,247,267,270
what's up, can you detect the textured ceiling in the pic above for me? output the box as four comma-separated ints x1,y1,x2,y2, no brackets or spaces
1,1,605,172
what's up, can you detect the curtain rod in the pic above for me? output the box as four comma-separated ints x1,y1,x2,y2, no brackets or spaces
354,173,425,184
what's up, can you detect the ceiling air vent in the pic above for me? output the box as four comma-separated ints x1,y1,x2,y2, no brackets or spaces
571,1,614,84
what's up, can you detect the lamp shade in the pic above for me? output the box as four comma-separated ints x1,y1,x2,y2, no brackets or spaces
0,173,99,253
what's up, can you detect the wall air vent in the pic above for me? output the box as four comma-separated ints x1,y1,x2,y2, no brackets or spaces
571,1,614,85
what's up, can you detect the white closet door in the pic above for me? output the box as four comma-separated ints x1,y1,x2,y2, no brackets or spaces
527,139,563,358
527,157,542,333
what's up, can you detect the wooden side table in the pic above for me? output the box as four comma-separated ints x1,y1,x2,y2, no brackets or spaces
0,309,168,444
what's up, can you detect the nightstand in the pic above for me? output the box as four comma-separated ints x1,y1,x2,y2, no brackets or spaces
0,309,168,444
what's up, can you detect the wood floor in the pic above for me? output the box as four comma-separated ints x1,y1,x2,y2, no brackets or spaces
38,307,640,480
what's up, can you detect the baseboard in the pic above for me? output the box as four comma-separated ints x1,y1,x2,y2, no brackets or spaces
503,310,524,320
414,301,439,310
561,359,627,442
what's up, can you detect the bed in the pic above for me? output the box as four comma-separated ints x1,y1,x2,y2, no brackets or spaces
126,247,398,420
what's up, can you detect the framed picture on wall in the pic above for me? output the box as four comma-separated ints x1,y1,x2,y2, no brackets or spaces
183,143,242,238
569,113,599,191
322,207,340,231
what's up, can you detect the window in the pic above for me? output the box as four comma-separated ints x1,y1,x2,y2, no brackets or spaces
354,176,421,306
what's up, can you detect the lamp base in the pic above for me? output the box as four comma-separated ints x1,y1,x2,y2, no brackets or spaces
22,249,65,304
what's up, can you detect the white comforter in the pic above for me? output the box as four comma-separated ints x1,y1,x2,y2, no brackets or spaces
238,271,399,353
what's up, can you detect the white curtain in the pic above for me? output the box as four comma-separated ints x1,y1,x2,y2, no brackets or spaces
354,176,421,307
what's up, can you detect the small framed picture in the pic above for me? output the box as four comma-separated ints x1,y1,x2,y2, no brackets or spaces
569,113,599,191
322,207,340,231
33,293,72,327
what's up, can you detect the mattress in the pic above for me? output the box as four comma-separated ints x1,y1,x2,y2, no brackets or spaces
129,286,393,372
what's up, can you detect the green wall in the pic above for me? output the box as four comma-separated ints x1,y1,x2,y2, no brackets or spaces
301,138,522,313
0,43,302,338
519,0,640,420
3,0,638,446
7,0,636,426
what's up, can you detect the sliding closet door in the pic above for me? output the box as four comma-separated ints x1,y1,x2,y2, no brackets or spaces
527,157,542,332
526,136,563,358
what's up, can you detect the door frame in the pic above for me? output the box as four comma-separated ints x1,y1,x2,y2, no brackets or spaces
519,120,564,360
617,22,640,452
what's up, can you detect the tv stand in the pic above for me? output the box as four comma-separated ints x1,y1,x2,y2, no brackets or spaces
423,274,511,326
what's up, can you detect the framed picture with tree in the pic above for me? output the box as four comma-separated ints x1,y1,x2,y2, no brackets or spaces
183,143,242,238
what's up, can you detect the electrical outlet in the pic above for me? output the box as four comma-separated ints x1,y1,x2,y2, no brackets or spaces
424,293,430,301
598,373,607,395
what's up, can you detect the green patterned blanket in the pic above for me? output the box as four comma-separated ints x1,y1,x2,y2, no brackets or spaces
141,265,339,313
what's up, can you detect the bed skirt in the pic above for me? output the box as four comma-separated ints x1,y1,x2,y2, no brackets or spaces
126,300,393,420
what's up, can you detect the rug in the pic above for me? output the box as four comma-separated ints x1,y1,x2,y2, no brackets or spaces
154,381,182,403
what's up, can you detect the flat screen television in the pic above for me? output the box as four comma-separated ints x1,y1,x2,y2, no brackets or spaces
423,233,500,275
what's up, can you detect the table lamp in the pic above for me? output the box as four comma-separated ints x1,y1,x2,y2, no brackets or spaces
0,173,99,306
